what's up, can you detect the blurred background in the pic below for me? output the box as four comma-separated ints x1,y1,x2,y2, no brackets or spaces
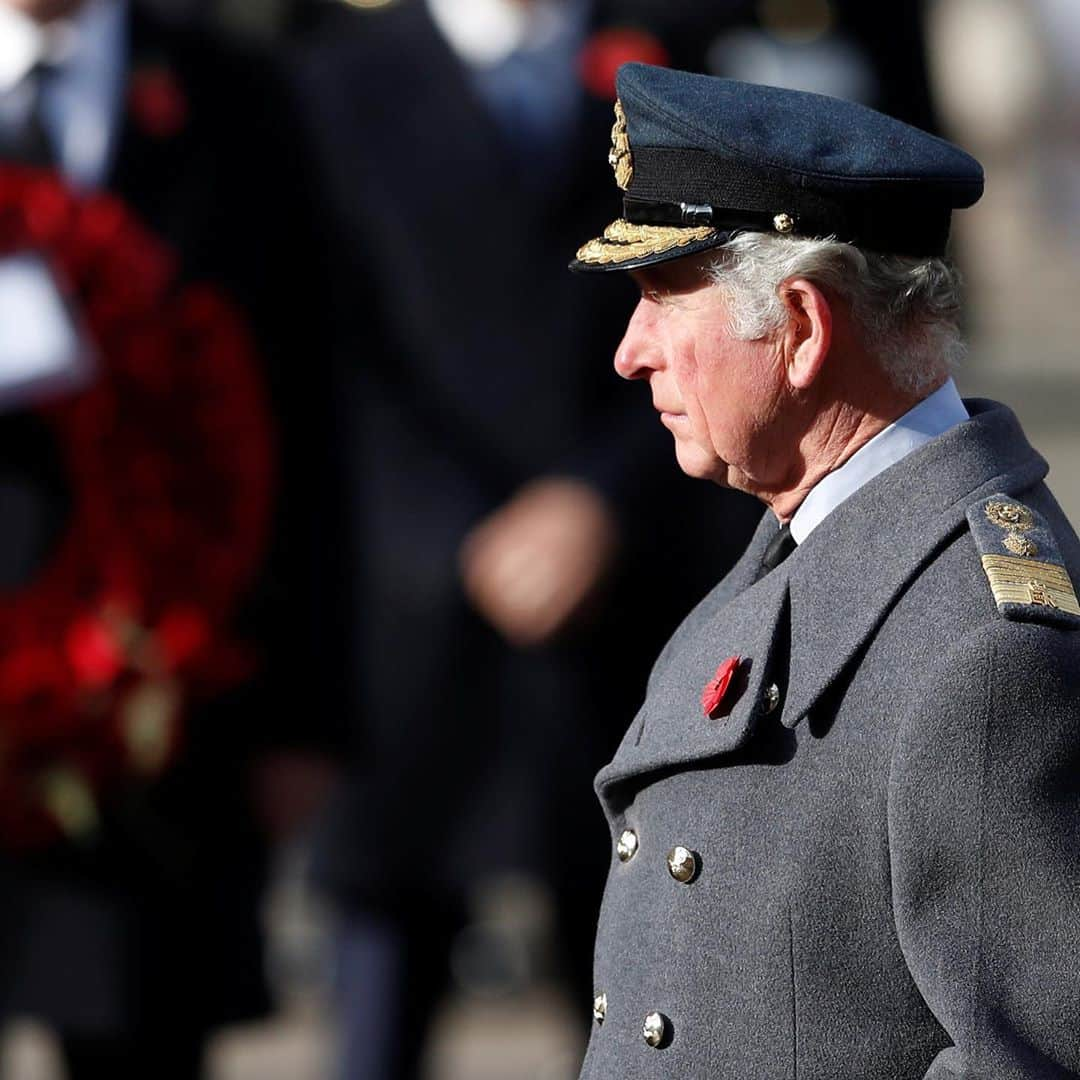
0,1,1077,1078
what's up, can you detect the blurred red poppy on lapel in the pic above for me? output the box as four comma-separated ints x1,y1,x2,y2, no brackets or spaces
128,65,189,140
579,27,669,100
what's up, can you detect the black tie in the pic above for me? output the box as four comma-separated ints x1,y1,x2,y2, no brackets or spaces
0,63,66,591
0,64,55,166
757,523,797,580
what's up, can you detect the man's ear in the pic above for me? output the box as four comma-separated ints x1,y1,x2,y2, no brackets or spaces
779,278,832,391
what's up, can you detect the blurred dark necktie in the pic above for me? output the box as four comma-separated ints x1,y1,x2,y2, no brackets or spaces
469,7,588,192
0,63,55,166
757,522,796,580
0,61,67,589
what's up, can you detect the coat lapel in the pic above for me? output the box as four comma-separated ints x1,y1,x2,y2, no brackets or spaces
598,399,1048,797
597,512,792,793
109,8,194,206
780,399,1047,729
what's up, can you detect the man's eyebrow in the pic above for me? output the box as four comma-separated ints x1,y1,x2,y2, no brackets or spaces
631,270,668,299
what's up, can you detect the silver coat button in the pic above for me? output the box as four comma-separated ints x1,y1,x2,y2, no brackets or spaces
642,1011,667,1048
593,992,607,1025
617,829,639,862
763,682,781,715
667,846,698,884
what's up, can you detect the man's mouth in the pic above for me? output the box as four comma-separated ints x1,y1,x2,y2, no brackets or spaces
658,410,687,427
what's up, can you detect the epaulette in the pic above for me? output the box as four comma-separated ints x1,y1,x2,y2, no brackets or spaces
967,494,1080,628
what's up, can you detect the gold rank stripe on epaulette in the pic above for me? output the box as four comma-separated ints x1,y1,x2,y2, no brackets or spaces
980,554,1080,616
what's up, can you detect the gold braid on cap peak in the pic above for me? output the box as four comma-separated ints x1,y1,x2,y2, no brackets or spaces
575,220,716,266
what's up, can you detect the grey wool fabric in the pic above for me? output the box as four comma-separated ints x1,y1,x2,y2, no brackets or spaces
581,399,1080,1079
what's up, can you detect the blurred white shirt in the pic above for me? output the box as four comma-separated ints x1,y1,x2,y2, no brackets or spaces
0,0,127,188
426,0,573,67
0,1,125,406
426,0,589,189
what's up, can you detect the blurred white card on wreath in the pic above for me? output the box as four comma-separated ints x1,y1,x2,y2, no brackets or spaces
0,252,97,411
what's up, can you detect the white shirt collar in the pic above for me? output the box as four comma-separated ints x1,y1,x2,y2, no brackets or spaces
0,1,128,190
0,5,80,94
44,0,127,188
426,0,574,66
788,378,970,544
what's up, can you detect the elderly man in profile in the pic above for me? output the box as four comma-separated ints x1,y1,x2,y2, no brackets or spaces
571,63,1080,1079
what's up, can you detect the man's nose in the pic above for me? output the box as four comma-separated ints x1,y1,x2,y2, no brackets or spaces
614,299,659,381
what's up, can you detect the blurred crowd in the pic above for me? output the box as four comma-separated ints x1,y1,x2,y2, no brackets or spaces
0,1,1078,1078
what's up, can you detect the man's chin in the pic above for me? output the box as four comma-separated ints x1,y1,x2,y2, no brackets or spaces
674,444,728,486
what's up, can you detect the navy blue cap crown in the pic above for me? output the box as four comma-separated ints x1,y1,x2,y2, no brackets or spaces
572,64,984,272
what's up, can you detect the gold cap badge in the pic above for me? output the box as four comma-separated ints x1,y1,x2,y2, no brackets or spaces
609,100,633,190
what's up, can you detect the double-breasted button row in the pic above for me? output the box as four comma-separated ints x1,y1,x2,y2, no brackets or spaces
616,830,701,884
666,845,698,883
763,681,782,715
642,1011,668,1047
592,994,671,1049
593,992,607,1025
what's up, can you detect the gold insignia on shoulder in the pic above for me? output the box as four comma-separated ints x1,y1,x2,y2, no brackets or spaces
1027,580,1056,608
984,500,1038,559
980,554,1080,616
773,213,795,234
1002,533,1038,557
985,500,1035,531
609,100,633,191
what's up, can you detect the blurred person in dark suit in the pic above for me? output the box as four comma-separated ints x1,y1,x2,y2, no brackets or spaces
0,1,336,1076
699,0,937,131
292,1,760,1077
564,0,937,132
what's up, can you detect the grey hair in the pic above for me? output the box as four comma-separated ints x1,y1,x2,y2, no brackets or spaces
706,233,966,395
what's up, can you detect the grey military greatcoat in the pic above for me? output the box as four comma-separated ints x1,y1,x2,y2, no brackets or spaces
582,399,1080,1079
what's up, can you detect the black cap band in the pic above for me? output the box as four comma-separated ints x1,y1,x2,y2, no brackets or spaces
625,146,955,257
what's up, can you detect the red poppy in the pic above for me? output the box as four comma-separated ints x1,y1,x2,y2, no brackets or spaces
22,177,72,243
127,65,189,140
579,27,670,100
0,647,68,705
65,616,125,689
702,656,741,718
155,608,211,671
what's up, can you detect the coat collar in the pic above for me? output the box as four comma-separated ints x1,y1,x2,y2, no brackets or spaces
597,400,1046,799
596,554,791,803
781,398,1045,729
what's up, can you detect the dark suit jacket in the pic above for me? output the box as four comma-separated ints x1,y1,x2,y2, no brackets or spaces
292,0,761,914
592,0,938,134
583,401,1080,1078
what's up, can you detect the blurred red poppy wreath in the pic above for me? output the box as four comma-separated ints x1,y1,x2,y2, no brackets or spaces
0,167,273,850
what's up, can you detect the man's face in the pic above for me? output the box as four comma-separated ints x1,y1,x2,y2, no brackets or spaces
2,0,87,23
616,258,787,492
